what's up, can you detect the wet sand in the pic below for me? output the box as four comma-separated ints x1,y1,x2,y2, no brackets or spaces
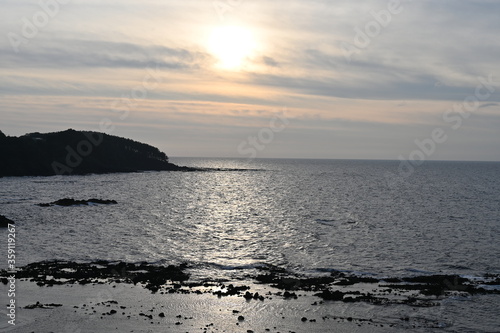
3,281,427,333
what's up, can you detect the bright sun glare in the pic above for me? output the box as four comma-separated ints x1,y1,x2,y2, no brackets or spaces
208,26,256,70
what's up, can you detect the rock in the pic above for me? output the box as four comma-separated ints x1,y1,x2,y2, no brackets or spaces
139,313,153,320
25,302,62,309
301,317,308,322
314,289,345,301
6,260,189,292
238,315,245,321
37,198,118,207
0,215,14,227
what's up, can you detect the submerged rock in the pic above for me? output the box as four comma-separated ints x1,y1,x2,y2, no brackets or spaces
25,302,62,309
0,215,15,227
314,289,345,301
3,260,189,293
37,198,118,207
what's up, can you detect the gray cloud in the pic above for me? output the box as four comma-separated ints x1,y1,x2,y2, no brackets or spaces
247,70,494,102
0,39,210,70
1,0,499,160
262,56,279,67
479,103,499,109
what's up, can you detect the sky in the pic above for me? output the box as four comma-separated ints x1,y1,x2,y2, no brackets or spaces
1,0,499,161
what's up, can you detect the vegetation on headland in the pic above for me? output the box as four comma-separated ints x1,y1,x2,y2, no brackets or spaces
0,129,192,177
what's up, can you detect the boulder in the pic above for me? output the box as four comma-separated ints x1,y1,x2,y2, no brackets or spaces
0,215,15,227
37,198,118,207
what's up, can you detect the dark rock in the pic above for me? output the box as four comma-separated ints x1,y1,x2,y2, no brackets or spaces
4,260,189,292
214,284,250,297
314,289,344,301
334,276,378,286
301,317,308,322
37,198,118,207
283,291,297,299
25,302,62,309
139,313,153,320
0,215,14,228
159,312,165,318
238,315,245,321
380,274,476,297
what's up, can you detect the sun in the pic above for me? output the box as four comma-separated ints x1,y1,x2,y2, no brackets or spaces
208,26,256,70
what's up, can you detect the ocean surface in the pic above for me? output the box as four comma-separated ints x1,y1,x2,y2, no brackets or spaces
1,158,500,332
1,158,499,279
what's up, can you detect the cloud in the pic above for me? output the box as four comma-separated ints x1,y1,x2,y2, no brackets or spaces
0,39,210,70
1,0,499,160
246,70,493,102
262,56,279,67
479,103,499,109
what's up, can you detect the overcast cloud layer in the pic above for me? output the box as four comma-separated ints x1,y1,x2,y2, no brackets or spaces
1,0,499,160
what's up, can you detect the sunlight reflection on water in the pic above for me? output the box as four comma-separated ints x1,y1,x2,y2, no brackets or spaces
0,158,499,280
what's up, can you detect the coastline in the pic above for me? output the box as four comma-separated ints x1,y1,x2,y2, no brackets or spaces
2,260,499,332
3,281,400,333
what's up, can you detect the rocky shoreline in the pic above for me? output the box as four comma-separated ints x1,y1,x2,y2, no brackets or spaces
2,260,499,332
3,260,499,306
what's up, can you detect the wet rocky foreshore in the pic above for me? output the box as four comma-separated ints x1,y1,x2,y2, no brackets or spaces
2,260,499,308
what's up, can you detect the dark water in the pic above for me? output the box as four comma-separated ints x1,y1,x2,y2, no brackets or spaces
0,158,499,279
1,158,500,332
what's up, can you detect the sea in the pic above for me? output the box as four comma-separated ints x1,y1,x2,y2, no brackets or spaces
0,158,499,330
